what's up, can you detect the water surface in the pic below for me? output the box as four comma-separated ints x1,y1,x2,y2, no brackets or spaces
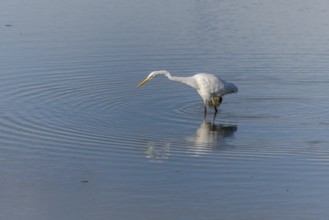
1,0,329,219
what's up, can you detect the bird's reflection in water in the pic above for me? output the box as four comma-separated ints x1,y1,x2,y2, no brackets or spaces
142,141,171,162
140,119,237,161
187,119,238,155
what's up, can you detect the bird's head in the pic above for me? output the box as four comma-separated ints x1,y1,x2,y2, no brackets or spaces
136,70,169,88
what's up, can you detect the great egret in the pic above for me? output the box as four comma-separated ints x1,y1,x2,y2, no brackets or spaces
136,70,238,116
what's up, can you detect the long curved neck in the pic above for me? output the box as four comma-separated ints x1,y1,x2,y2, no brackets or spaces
158,71,198,89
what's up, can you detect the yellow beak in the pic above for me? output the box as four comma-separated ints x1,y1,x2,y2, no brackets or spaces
136,77,151,88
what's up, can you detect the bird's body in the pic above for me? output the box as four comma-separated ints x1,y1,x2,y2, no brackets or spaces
136,70,238,116
192,73,237,101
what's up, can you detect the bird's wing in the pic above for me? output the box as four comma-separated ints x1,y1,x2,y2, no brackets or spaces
194,74,226,95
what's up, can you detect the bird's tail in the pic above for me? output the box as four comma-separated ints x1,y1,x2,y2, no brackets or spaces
208,96,222,107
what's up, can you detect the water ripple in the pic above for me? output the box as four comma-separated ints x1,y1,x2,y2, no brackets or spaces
0,64,328,164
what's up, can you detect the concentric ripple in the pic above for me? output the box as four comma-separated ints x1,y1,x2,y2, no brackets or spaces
2,1,329,219
1,61,329,164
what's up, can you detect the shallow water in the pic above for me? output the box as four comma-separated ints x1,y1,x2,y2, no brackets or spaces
1,0,329,219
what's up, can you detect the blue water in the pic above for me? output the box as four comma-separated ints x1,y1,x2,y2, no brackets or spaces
1,0,329,219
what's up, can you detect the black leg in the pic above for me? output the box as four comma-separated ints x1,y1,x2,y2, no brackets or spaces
212,107,217,123
203,102,207,120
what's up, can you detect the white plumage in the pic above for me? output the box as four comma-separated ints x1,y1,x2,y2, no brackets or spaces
136,70,238,115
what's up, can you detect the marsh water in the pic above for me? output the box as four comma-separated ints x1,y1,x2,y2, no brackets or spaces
1,0,329,219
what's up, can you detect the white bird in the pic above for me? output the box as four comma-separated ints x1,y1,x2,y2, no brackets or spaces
136,70,238,116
